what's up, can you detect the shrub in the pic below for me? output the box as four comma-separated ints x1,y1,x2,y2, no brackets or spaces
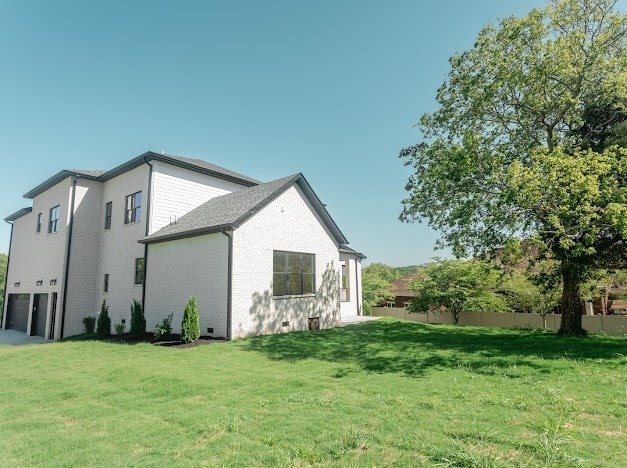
154,313,173,341
181,296,200,343
114,322,125,335
82,316,96,334
129,299,146,337
96,300,111,339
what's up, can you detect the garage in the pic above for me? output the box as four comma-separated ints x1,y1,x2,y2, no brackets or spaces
5,294,30,333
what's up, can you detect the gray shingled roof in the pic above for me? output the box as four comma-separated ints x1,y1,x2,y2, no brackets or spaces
140,175,299,244
140,173,348,246
5,207,32,222
23,151,260,199
339,245,366,259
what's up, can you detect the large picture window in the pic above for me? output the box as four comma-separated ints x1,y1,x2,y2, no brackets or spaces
48,205,60,233
273,250,315,297
125,192,141,224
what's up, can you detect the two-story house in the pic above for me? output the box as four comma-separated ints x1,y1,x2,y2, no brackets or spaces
2,151,364,340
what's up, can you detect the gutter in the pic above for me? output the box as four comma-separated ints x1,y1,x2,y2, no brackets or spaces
1,220,14,328
141,157,154,310
60,176,78,339
221,229,233,340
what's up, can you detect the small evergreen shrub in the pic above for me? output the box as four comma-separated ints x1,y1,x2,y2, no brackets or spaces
114,322,125,335
154,313,173,340
96,300,111,339
181,296,200,343
129,299,146,337
83,316,96,334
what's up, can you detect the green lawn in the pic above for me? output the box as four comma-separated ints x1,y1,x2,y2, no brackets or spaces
0,319,625,467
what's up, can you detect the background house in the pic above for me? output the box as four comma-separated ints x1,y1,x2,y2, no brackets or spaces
3,152,363,340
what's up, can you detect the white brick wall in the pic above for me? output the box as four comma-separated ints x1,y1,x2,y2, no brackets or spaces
94,165,149,331
63,178,104,337
231,185,340,339
3,177,72,338
143,233,228,337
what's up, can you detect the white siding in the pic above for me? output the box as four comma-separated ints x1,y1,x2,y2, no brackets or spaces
3,177,72,338
339,255,363,318
143,233,228,337
231,185,340,339
94,165,149,329
150,162,247,234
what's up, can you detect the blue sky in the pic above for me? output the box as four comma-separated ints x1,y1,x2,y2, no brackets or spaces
0,0,569,265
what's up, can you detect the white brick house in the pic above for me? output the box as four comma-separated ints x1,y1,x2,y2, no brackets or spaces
2,151,364,340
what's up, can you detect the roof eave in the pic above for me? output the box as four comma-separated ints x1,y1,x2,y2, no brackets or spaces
5,207,33,222
23,170,100,199
139,223,234,245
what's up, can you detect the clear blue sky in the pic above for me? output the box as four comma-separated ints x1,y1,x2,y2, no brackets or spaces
0,0,569,265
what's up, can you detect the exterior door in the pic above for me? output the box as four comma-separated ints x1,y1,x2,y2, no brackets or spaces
6,294,30,333
32,294,49,337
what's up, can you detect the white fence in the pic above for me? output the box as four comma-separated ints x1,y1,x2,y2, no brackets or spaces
371,307,626,336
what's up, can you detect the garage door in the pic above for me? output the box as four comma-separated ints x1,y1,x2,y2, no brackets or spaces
6,294,30,333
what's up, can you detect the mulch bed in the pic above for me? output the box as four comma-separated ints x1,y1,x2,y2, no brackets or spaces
107,333,226,348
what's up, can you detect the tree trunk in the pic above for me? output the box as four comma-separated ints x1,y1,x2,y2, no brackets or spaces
558,265,587,336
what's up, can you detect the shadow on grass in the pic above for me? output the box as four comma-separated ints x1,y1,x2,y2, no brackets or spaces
242,319,626,378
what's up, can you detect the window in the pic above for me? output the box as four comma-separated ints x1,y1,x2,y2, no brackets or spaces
273,250,315,296
104,202,112,230
125,192,142,224
340,261,350,302
103,274,109,292
134,258,145,285
36,213,42,233
48,205,60,233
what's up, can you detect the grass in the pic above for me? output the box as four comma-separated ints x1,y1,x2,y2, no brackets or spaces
0,318,625,467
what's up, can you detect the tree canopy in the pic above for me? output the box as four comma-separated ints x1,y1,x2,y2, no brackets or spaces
408,259,509,325
400,0,627,335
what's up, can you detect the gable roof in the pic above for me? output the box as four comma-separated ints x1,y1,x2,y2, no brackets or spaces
390,273,421,298
5,207,33,222
22,151,259,199
140,173,348,246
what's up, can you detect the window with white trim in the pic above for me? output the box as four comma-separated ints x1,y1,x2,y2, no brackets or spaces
48,205,60,233
125,192,141,224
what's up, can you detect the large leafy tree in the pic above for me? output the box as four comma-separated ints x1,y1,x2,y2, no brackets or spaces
400,0,627,335
361,263,396,314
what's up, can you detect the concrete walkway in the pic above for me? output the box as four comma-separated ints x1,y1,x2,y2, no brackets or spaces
340,315,380,326
0,329,47,346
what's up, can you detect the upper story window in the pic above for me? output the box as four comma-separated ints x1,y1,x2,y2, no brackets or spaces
273,250,315,297
104,202,112,230
103,273,109,292
48,205,60,233
125,192,141,224
36,213,42,233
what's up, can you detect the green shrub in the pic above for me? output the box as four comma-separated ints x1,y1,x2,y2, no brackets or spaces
96,300,111,339
181,296,200,343
154,313,173,341
129,299,146,337
114,323,125,335
82,316,96,334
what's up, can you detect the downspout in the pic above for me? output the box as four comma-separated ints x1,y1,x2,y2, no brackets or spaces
1,220,14,328
141,157,153,310
60,175,78,339
221,229,233,340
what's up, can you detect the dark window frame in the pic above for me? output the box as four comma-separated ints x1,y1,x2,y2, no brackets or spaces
124,191,142,225
48,205,60,233
134,258,145,285
273,250,315,297
103,273,109,292
104,202,112,230
36,213,42,233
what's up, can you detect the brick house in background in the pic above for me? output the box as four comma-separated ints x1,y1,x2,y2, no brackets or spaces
2,151,364,340
383,273,419,309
